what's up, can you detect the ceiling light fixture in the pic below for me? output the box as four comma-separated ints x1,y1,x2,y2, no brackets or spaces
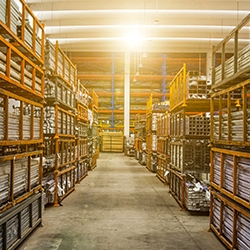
154,0,160,24
154,18,160,24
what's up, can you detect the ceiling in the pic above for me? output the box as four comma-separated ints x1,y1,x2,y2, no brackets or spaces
26,0,250,54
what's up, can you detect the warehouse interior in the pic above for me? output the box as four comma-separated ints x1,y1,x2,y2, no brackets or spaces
25,0,250,129
0,0,250,249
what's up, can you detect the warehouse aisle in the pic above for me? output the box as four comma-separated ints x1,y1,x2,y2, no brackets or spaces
19,153,225,250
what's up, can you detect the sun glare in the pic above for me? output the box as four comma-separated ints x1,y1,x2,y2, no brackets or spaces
126,31,142,48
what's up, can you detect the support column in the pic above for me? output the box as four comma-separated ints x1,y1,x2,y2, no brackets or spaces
124,50,130,137
206,48,213,84
111,53,115,127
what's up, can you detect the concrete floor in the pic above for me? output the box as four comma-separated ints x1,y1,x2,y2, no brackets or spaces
19,153,226,250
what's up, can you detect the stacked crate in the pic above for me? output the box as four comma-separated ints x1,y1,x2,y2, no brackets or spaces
156,110,170,183
134,115,140,160
145,95,154,171
146,94,169,172
124,134,135,157
210,14,250,250
169,64,211,211
0,1,44,249
43,39,77,206
88,91,99,170
75,81,89,182
136,114,147,165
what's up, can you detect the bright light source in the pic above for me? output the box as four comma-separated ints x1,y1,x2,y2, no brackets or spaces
126,31,141,48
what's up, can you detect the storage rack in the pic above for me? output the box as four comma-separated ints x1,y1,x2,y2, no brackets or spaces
45,40,76,87
156,110,170,183
43,40,77,206
0,32,44,102
0,193,43,250
0,1,44,248
88,91,99,170
0,0,44,65
145,94,156,171
146,94,169,173
210,14,250,249
75,81,89,183
124,134,135,157
169,63,211,211
134,114,140,160
135,114,146,165
212,13,250,91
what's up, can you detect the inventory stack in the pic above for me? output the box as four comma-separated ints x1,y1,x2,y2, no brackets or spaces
146,94,169,173
156,110,170,183
137,114,147,165
43,40,77,206
124,134,135,157
0,0,44,248
75,81,89,182
210,14,250,250
134,114,140,160
88,91,99,170
169,64,212,211
145,94,156,172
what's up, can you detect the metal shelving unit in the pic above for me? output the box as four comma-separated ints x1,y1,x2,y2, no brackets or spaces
210,190,250,250
212,13,250,90
210,14,250,250
75,84,89,183
156,111,170,183
0,89,43,146
0,0,45,65
88,91,99,170
43,40,77,206
135,114,146,165
169,64,211,211
0,35,44,101
0,1,44,248
146,94,169,173
0,192,43,250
